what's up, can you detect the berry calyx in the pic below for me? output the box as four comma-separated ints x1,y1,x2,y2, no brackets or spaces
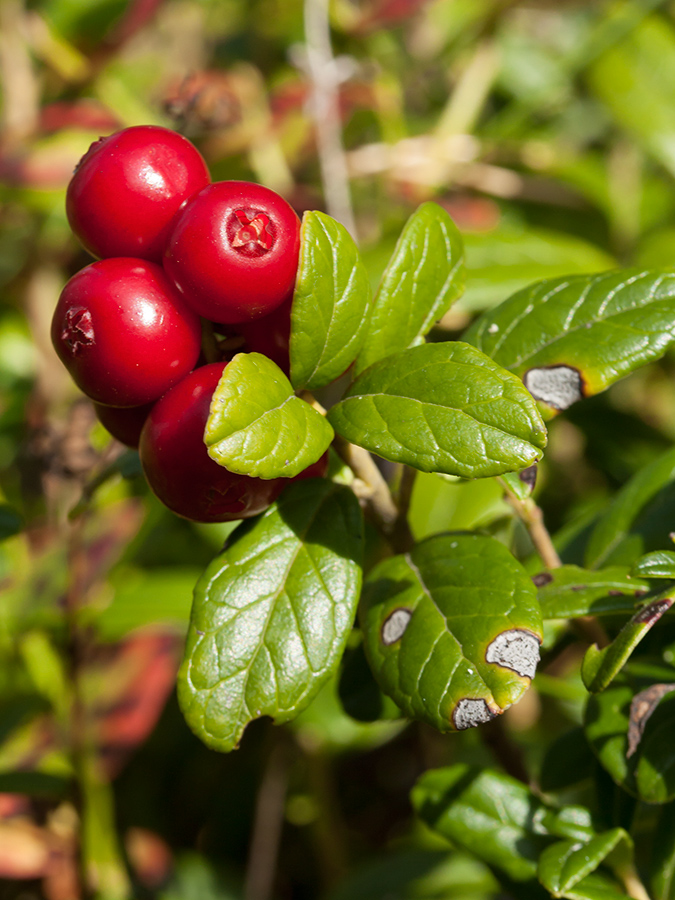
52,258,202,407
163,181,301,324
66,125,211,262
139,362,286,522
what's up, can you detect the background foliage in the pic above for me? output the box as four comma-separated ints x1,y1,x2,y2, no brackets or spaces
4,0,675,898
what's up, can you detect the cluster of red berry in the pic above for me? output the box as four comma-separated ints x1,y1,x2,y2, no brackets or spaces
52,125,325,522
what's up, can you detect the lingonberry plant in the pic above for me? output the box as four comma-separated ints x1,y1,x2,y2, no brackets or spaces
49,125,675,900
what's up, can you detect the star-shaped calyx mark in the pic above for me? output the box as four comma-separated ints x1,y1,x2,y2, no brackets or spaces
230,209,274,255
62,307,95,355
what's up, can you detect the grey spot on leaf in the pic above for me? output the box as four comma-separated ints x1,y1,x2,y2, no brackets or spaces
523,365,583,410
486,630,540,679
453,698,496,731
381,608,412,645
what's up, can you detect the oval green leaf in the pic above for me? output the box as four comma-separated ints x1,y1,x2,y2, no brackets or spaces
465,269,675,418
204,352,334,479
538,830,630,897
412,765,594,884
178,480,363,753
631,550,675,580
360,533,542,732
290,211,372,391
354,202,465,375
536,566,649,619
328,342,547,478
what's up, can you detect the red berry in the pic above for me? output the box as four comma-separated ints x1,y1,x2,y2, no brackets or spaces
163,181,301,324
139,362,286,522
66,125,210,262
94,401,153,448
234,292,292,373
52,258,202,407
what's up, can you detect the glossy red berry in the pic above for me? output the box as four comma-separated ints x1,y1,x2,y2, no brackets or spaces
234,292,292,373
66,125,210,262
52,258,202,407
94,401,153,448
163,181,301,324
139,362,286,522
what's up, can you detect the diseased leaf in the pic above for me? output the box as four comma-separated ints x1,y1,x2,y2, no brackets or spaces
582,590,674,693
537,829,631,896
465,269,675,418
290,211,372,391
585,665,675,804
360,534,542,732
355,202,465,375
536,566,649,619
178,480,363,753
205,352,334,479
498,466,538,501
328,342,547,478
585,446,675,569
412,765,593,884
631,551,675,580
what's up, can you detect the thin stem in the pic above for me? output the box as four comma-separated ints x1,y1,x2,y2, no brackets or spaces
618,864,652,900
504,490,561,570
302,392,399,533
391,466,416,553
303,0,357,239
244,737,289,900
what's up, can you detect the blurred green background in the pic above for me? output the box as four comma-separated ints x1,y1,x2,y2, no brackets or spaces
3,0,675,897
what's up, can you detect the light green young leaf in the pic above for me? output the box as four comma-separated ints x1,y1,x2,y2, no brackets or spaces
361,534,542,732
290,211,372,391
536,566,649,620
537,829,631,897
178,480,363,753
205,353,334,479
355,202,464,375
465,269,675,418
328,342,547,478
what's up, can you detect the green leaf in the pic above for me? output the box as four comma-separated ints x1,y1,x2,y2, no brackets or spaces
290,211,372,391
548,873,630,900
537,829,630,897
465,269,675,418
328,342,547,478
355,202,465,375
631,551,675,580
412,765,593,883
0,504,22,540
585,446,675,569
536,566,649,619
360,534,542,731
582,590,674,693
178,480,363,753
498,467,538,501
204,353,334,479
585,666,675,803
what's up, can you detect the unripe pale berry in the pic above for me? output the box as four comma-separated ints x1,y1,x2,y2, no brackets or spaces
163,181,301,324
66,125,210,262
51,258,202,407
